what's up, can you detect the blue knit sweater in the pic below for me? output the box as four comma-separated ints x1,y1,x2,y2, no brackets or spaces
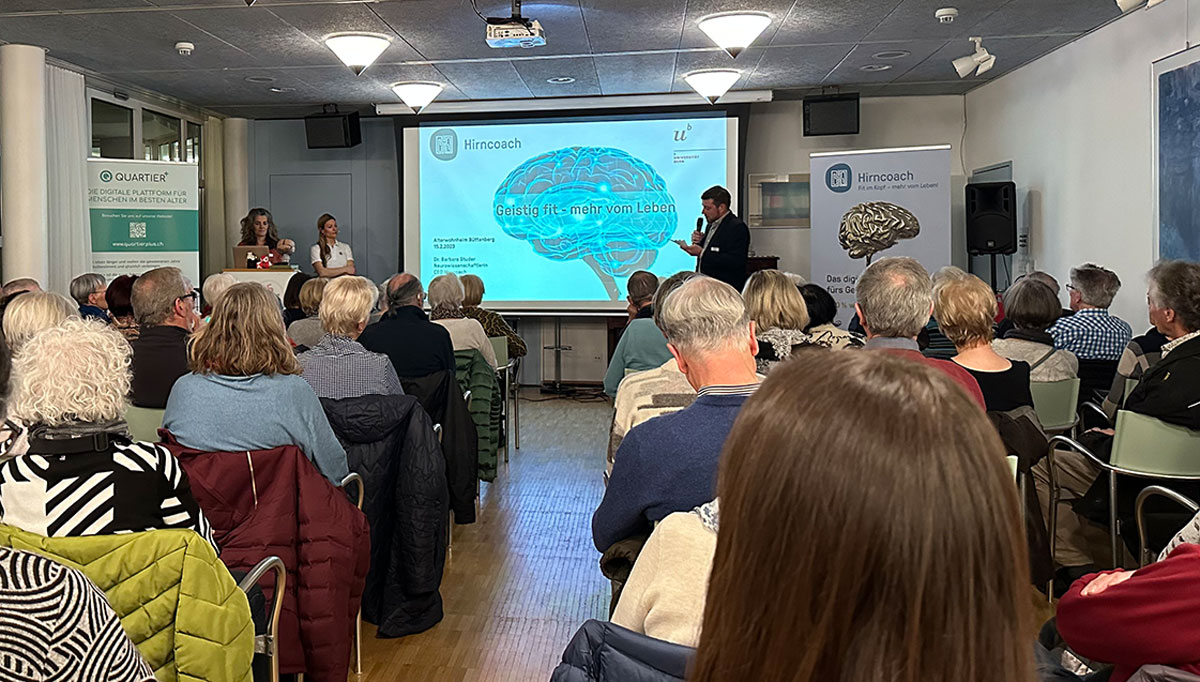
592,393,750,552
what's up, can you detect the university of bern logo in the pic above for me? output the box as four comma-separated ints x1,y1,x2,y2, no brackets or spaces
826,163,852,193
430,129,458,161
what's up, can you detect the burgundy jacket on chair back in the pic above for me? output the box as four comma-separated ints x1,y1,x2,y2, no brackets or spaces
162,436,370,682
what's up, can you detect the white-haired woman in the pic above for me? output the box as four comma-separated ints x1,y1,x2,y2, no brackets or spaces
0,318,216,552
428,273,497,368
1,292,76,351
298,276,404,399
201,272,237,323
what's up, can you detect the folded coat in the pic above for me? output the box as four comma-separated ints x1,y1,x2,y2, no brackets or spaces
163,439,370,682
455,348,502,482
400,370,478,524
321,394,447,638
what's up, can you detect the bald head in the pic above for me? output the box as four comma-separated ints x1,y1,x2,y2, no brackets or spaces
386,273,424,309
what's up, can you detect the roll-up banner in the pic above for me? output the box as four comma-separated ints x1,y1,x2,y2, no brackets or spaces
809,145,952,326
87,159,200,287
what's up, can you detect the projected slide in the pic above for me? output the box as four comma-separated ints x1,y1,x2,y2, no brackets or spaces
405,115,735,309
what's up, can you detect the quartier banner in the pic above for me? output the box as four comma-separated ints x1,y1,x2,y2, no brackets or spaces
87,159,200,288
809,145,952,327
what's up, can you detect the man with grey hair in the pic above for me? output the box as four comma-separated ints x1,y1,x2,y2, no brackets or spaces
70,273,110,322
856,257,985,407
129,267,200,408
359,272,454,378
592,275,760,553
1048,263,1132,360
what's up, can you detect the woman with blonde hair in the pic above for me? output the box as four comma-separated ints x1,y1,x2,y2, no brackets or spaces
163,283,348,485
689,351,1033,682
935,274,1035,412
298,276,403,399
238,207,294,265
461,274,526,358
428,272,497,368
310,213,355,278
286,277,328,348
0,318,216,551
2,292,77,351
742,269,819,374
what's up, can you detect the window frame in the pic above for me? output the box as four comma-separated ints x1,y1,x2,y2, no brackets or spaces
87,89,201,165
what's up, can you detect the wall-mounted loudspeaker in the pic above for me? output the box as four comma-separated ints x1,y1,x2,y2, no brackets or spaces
305,109,362,149
965,181,1017,255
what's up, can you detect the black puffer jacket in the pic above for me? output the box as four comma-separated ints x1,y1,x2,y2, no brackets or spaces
550,620,692,682
321,394,447,638
401,370,478,524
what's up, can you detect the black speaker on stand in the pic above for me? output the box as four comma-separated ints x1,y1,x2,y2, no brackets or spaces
965,181,1017,291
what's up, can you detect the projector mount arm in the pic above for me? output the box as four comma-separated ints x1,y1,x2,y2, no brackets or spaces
485,0,533,28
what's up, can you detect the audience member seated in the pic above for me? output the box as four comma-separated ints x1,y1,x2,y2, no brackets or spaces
286,276,327,349
1,277,41,299
743,269,819,375
687,351,1032,682
163,282,349,485
1048,262,1132,361
592,275,759,553
128,267,200,409
1056,544,1200,682
1100,327,1169,420
200,271,235,322
461,273,527,358
799,283,863,350
855,257,985,408
923,266,971,360
608,272,698,479
238,207,294,265
282,271,312,327
0,318,216,552
428,272,498,369
299,275,404,399
992,277,1079,382
1035,260,1200,579
70,272,110,322
1,292,75,351
360,273,455,378
936,274,1035,412
604,271,673,396
105,274,140,342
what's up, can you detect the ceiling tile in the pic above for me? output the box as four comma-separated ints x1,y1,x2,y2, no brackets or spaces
593,53,676,95
770,0,901,46
579,0,686,54
971,0,1121,35
892,35,1046,83
862,0,1016,42
264,3,424,63
0,1,152,10
677,0,797,50
164,7,337,68
822,40,947,84
745,45,855,90
508,57,601,97
433,61,536,100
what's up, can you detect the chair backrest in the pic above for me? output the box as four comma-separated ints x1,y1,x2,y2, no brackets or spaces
1126,377,1140,403
1077,359,1120,406
489,337,509,367
1110,410,1200,477
1006,455,1019,483
125,405,165,442
1029,378,1081,431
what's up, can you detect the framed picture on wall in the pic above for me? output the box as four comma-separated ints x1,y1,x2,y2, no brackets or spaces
1154,45,1200,262
746,173,810,228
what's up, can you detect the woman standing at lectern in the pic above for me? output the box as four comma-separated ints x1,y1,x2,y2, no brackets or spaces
238,208,295,265
310,213,356,278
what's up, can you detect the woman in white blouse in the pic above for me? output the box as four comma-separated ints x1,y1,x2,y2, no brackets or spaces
428,273,497,368
310,213,356,278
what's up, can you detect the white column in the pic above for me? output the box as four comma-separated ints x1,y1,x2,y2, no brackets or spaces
222,117,249,259
201,116,227,273
0,45,48,286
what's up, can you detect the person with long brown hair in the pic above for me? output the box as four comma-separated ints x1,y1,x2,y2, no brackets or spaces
310,213,355,278
238,207,294,265
689,350,1033,682
162,282,348,485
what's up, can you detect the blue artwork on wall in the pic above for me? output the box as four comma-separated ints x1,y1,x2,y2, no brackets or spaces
1159,58,1200,261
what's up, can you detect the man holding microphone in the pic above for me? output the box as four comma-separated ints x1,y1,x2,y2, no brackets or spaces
675,185,751,291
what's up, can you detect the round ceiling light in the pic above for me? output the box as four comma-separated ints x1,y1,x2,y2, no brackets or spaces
324,33,391,76
269,87,296,93
697,12,772,58
871,50,911,60
859,64,893,72
546,76,576,84
244,76,276,83
683,69,740,104
391,81,444,114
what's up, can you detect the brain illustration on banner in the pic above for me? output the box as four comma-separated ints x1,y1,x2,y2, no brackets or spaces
493,146,677,300
838,201,921,264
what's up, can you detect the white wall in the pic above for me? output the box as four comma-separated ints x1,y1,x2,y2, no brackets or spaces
744,95,969,280
965,1,1195,326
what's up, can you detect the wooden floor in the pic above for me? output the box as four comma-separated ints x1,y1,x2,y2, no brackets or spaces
357,391,611,681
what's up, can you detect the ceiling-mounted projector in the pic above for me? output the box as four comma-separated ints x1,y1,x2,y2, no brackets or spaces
485,0,546,48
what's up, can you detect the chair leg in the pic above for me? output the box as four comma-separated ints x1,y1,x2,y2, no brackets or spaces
1047,447,1059,600
447,510,453,558
354,609,362,674
513,382,520,450
1109,471,1121,569
503,368,511,464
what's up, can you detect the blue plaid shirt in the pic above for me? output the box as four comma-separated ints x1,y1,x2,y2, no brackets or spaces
1048,308,1132,361
297,334,405,400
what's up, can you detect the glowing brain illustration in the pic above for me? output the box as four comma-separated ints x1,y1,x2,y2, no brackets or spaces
493,146,677,299
838,201,922,263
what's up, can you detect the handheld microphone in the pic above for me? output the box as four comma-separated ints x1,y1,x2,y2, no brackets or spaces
695,217,704,231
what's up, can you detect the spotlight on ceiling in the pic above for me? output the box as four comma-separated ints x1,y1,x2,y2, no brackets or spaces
697,12,772,58
1116,0,1142,10
952,37,995,78
324,33,391,76
244,0,256,6
683,69,740,104
391,82,444,114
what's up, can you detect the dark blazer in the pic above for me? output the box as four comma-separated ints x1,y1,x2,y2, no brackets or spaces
698,210,750,291
129,325,190,408
1124,335,1200,430
359,306,455,378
